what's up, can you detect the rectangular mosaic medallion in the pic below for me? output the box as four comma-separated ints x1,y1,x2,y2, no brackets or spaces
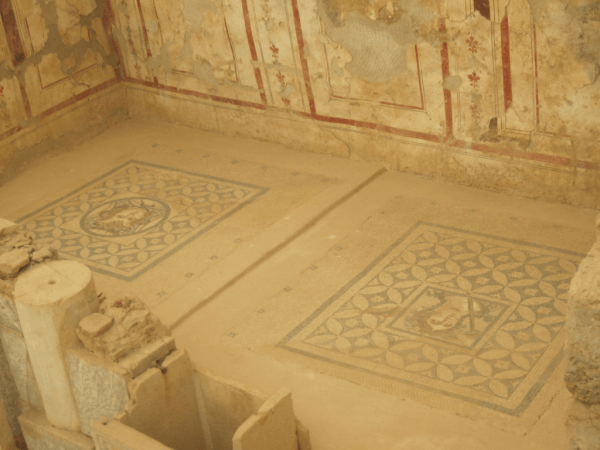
279,222,584,416
18,160,268,280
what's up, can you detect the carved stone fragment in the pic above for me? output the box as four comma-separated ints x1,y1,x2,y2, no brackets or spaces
0,249,31,276
76,297,170,363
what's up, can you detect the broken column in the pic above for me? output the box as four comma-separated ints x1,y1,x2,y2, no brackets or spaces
0,218,58,447
14,260,99,432
565,215,600,450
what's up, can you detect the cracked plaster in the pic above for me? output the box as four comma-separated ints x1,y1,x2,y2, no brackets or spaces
1,0,600,209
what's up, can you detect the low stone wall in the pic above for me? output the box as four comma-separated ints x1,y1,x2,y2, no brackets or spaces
0,217,309,450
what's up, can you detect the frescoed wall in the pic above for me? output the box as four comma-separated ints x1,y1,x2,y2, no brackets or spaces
1,0,599,207
0,0,125,182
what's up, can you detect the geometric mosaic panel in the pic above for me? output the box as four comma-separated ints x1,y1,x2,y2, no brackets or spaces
279,222,584,416
18,160,268,280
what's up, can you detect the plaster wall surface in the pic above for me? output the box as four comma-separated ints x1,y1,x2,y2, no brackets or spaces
2,0,600,207
107,0,600,207
0,0,125,182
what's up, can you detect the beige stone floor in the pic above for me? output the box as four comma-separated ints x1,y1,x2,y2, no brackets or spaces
1,120,598,450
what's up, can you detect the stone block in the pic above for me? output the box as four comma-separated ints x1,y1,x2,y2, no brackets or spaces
232,389,298,450
31,248,53,263
118,336,175,378
0,219,17,237
91,419,173,450
0,250,30,277
77,297,170,363
194,368,265,450
119,350,205,450
79,313,113,337
0,293,20,335
66,349,130,437
19,410,94,450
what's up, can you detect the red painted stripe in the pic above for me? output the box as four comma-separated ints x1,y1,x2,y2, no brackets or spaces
0,80,118,142
577,160,595,169
0,0,25,66
0,73,598,172
441,42,453,138
125,76,157,89
452,139,582,168
501,15,513,110
223,17,240,82
211,93,266,109
103,0,124,80
36,78,119,120
415,45,425,110
240,0,267,105
19,82,32,118
128,77,266,109
533,25,540,128
135,0,153,58
132,74,599,169
299,112,441,143
38,62,98,90
0,124,22,141
240,0,258,61
291,0,316,114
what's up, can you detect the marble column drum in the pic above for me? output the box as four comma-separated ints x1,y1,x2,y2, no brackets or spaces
14,261,99,432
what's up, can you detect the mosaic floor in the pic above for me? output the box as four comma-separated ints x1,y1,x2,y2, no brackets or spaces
2,121,597,449
279,222,581,417
17,160,268,280
221,188,594,437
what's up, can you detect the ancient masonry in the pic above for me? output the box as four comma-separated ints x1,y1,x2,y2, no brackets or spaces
0,218,311,450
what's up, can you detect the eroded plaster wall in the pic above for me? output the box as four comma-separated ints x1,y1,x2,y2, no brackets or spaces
0,0,126,182
0,0,598,207
106,0,600,208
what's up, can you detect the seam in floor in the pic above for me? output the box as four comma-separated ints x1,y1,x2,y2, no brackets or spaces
169,167,387,330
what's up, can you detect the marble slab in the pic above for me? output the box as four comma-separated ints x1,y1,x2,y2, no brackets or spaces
66,349,130,437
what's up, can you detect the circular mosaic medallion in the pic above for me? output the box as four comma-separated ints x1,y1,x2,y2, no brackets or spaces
80,197,170,237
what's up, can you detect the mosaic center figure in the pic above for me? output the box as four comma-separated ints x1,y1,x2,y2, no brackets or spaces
407,289,488,346
82,198,169,237
418,294,482,332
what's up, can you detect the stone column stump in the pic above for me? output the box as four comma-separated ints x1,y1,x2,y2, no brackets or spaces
14,261,99,432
